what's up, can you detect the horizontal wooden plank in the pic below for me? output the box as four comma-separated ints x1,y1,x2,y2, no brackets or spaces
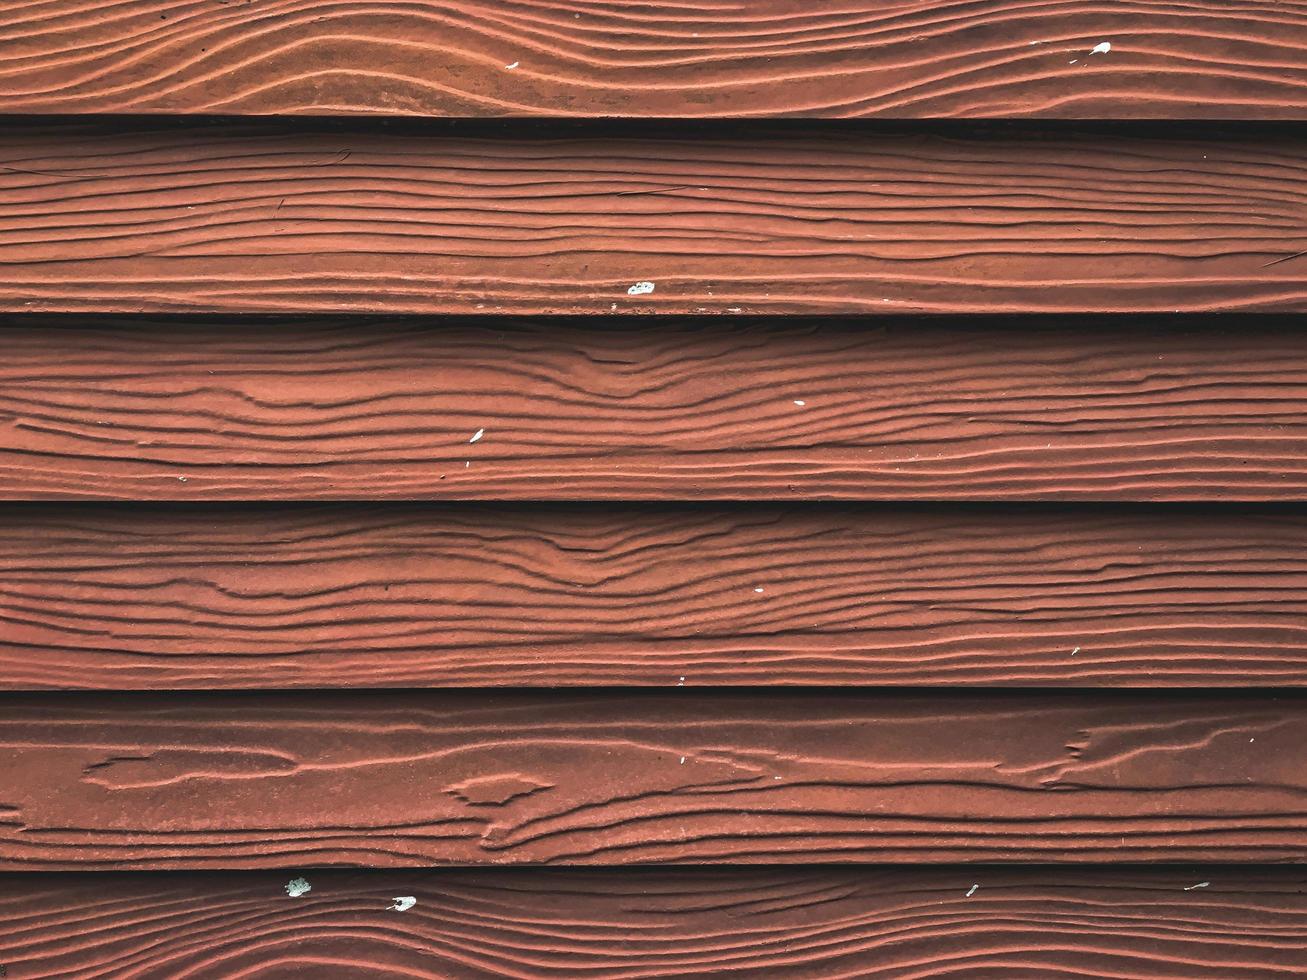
4,317,1307,501
2,868,1304,979
8,503,1307,689
2,691,1305,868
3,2,1306,119
3,126,1306,314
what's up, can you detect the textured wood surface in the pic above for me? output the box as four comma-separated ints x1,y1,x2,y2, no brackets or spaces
4,317,1307,501
3,1,1306,119
2,867,1305,978
3,691,1306,868
8,503,1307,689
4,126,1307,314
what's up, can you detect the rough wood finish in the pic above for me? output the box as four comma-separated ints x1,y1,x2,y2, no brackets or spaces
4,318,1307,500
2,691,1306,868
2,1,1306,119
8,503,1307,690
2,868,1304,978
4,127,1307,314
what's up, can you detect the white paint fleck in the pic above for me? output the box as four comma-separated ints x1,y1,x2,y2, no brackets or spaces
285,877,311,898
1069,59,1078,64
177,476,188,483
504,61,519,70
1029,40,1042,45
679,756,686,764
1071,647,1080,655
389,896,417,912
677,676,685,687
469,428,485,444
627,281,656,296
793,399,806,406
754,587,765,593
965,884,979,898
1183,881,1210,891
1250,737,1256,742
1091,41,1112,55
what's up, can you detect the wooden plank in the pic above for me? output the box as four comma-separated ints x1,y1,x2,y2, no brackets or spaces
4,317,1307,501
1,868,1304,979
3,2,1306,119
3,126,1307,315
8,502,1307,690
2,690,1306,868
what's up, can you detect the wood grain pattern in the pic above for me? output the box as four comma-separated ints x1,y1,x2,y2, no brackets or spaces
2,691,1306,868
3,1,1306,119
2,867,1305,978
4,126,1307,314
9,503,1307,689
4,317,1307,500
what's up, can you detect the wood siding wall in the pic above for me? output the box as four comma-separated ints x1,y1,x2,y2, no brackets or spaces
3,3,1307,976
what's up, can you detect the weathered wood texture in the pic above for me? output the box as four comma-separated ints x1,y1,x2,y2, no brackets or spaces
8,503,1307,690
4,318,1307,501
3,1,1306,119
2,691,1306,868
2,867,1304,978
4,127,1307,314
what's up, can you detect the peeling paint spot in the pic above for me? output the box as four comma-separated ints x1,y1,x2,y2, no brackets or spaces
966,884,979,897
793,399,806,406
285,877,311,898
504,61,519,70
1183,881,1210,891
1071,647,1080,655
469,428,485,444
754,587,765,593
1091,41,1112,54
627,281,656,296
389,896,417,912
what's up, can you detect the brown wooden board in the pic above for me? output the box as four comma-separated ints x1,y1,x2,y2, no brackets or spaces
2,691,1306,869
1,867,1304,978
3,2,1306,119
8,502,1307,690
3,317,1307,501
4,126,1307,314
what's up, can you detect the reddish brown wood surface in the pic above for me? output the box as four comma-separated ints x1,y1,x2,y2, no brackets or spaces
3,2,1306,119
2,691,1306,869
7,503,1307,690
4,127,1307,314
3,318,1307,501
1,867,1304,978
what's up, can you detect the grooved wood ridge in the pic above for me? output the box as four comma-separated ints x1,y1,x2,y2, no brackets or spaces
4,127,1307,314
1,868,1304,978
7,503,1307,689
3,318,1307,500
2,1,1305,119
2,691,1305,868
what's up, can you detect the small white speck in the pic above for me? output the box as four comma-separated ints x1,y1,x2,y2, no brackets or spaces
1250,737,1255,742
389,896,417,912
469,428,484,444
754,587,765,593
1091,41,1112,55
1029,40,1042,45
627,281,655,296
177,476,188,483
1071,647,1080,655
679,756,685,764
1069,59,1078,64
1183,881,1210,891
774,775,782,780
504,61,519,70
965,884,979,898
726,307,743,313
793,399,806,406
465,461,470,468
677,676,685,686
285,877,311,898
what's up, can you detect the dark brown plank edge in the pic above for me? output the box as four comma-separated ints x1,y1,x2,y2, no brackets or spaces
4,316,1307,500
7,502,1307,689
3,126,1307,314
1,868,1304,978
3,690,1307,868
2,1,1306,119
